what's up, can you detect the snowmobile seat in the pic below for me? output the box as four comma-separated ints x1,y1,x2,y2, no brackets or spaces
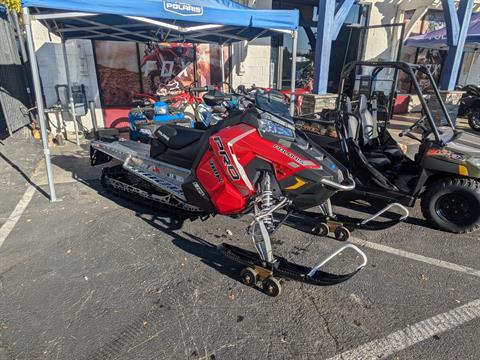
149,125,205,169
154,125,204,150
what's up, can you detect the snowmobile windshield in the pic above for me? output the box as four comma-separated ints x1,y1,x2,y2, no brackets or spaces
255,91,293,123
255,91,295,141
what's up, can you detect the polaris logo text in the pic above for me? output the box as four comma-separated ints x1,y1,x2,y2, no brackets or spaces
213,137,240,181
273,144,319,168
164,2,203,16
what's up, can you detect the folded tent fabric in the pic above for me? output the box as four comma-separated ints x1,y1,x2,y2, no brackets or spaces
405,12,480,50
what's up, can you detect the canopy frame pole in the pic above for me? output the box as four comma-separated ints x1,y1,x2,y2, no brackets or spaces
289,30,298,116
313,0,335,94
23,7,58,202
193,44,198,85
439,0,474,90
33,12,97,20
220,44,225,84
61,38,80,146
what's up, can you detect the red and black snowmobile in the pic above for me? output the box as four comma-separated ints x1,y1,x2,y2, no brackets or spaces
90,91,368,296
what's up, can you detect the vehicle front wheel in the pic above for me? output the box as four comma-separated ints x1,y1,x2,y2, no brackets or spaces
421,177,480,233
468,110,480,131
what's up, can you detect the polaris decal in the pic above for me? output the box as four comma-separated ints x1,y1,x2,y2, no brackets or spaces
273,144,319,168
164,1,203,16
209,159,222,182
213,137,240,181
156,130,170,141
427,148,465,162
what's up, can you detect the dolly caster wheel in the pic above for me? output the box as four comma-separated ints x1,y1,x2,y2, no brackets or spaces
313,223,329,236
240,267,258,287
262,277,283,297
334,226,350,241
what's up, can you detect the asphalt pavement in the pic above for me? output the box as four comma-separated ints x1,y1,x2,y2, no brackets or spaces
0,135,479,360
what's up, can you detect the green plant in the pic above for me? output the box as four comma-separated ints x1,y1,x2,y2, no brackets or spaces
0,0,21,13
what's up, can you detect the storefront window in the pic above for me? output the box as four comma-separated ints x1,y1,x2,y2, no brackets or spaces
280,26,315,89
94,41,228,107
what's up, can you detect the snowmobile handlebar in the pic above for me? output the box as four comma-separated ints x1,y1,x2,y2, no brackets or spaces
188,86,209,92
320,177,356,191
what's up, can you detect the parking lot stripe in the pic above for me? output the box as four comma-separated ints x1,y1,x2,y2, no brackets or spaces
350,237,480,278
0,185,35,249
327,298,480,360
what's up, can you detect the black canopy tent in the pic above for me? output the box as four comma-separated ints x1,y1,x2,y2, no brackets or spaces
21,0,300,201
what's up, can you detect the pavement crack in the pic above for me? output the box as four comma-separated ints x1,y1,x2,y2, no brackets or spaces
307,294,340,355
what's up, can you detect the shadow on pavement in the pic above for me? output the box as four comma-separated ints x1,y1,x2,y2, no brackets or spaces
284,192,437,235
51,148,249,286
332,193,437,230
0,151,49,199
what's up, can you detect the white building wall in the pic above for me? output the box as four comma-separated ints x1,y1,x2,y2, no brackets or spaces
459,52,480,86
231,0,272,88
32,20,104,131
362,1,400,62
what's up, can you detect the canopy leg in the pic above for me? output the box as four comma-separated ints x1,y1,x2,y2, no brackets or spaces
23,7,58,202
61,39,80,146
289,30,298,116
220,44,225,85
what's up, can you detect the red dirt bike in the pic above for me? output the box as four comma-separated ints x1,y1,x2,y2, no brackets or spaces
132,85,203,116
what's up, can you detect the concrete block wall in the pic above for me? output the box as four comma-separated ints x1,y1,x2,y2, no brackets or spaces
231,40,272,88
231,0,272,88
301,93,337,114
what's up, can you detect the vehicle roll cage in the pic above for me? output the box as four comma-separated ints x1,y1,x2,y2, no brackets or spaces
337,61,456,145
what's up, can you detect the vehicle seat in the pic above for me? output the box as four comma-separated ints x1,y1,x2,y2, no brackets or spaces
150,125,205,169
356,95,391,170
358,94,379,146
365,153,391,170
154,125,204,149
341,96,360,141
203,89,229,107
356,94,403,166
383,147,403,161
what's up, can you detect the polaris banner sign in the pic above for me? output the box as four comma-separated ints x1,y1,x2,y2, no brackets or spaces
164,1,204,16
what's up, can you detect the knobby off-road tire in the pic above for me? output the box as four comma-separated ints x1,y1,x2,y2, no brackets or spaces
421,177,480,234
468,109,480,131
